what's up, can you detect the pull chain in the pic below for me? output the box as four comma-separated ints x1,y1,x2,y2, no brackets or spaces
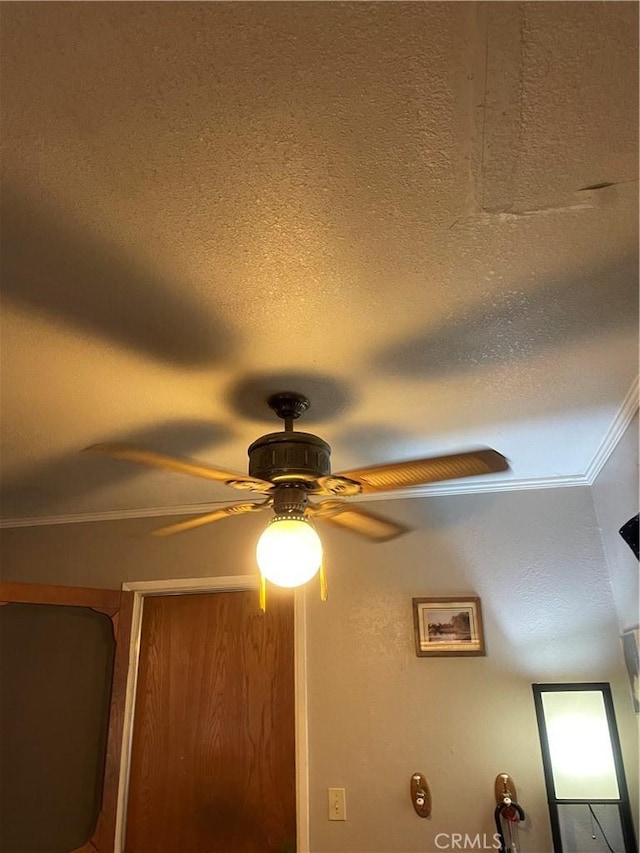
319,557,328,601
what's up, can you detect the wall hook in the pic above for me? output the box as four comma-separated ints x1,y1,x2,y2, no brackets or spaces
494,774,525,853
495,772,517,806
410,772,431,818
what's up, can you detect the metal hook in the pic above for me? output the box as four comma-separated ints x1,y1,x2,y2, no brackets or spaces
410,772,431,818
494,774,524,853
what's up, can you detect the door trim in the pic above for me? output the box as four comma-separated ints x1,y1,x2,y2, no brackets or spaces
114,576,309,853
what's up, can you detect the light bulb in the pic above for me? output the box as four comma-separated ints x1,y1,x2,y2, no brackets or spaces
256,516,322,588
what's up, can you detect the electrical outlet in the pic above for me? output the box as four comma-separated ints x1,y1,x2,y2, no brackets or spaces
328,787,346,820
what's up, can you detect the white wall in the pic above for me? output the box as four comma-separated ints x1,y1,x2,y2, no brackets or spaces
304,486,638,852
592,412,639,632
1,484,637,852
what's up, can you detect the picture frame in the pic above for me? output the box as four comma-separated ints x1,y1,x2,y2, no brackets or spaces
412,596,485,657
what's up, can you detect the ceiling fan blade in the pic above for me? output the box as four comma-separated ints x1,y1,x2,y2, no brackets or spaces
333,448,508,493
152,500,272,537
309,500,410,542
84,443,271,491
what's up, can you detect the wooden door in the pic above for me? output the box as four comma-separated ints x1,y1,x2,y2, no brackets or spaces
125,589,296,853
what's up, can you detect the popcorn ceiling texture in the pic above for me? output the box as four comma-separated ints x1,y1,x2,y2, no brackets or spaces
0,2,637,520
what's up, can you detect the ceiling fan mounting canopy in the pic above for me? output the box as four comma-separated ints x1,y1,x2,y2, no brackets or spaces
267,391,311,422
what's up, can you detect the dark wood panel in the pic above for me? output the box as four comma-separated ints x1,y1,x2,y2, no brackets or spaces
125,590,296,853
0,583,133,853
0,603,115,853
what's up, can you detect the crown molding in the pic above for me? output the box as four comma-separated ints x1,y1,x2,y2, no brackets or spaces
584,377,639,484
1,378,637,530
0,473,589,529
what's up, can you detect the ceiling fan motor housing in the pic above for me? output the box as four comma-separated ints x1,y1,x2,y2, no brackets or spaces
248,431,331,485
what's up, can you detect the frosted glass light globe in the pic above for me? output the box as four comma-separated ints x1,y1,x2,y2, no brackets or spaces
256,517,323,588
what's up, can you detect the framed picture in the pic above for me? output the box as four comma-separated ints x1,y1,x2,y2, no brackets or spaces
412,596,485,657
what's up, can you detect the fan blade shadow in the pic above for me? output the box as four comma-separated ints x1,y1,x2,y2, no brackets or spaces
374,254,638,379
0,185,235,367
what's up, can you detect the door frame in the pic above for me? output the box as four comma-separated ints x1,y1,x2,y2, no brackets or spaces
113,576,309,853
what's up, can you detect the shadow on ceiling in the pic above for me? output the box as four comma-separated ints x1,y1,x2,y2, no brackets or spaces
0,184,235,367
226,371,354,424
373,253,639,379
0,419,234,519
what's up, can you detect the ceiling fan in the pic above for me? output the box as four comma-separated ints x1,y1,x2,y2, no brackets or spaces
86,392,508,594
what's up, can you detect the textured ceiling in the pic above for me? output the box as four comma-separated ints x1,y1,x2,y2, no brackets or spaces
0,1,638,523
